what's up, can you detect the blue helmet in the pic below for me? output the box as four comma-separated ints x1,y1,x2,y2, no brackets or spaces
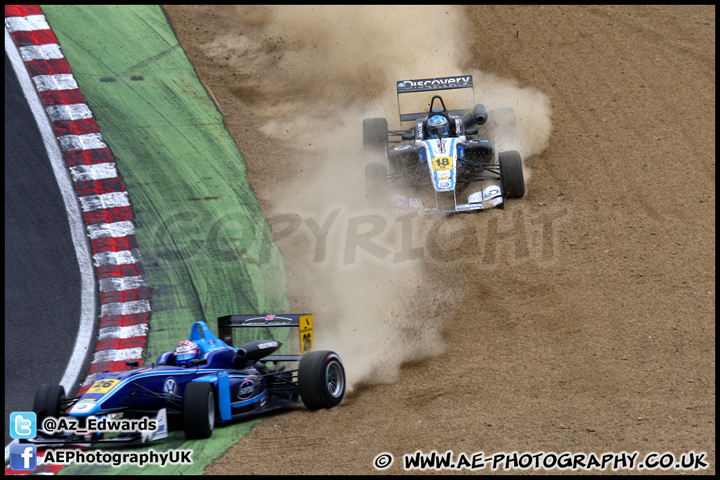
427,115,450,137
174,340,200,366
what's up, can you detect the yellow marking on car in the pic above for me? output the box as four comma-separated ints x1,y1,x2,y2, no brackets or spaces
87,379,120,394
432,156,452,171
299,314,313,353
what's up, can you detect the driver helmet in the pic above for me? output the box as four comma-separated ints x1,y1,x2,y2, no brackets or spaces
427,115,450,137
174,340,200,366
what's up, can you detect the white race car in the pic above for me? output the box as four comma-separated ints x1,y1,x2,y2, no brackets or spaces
364,75,524,213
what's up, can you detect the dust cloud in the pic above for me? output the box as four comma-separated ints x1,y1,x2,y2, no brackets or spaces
199,5,552,390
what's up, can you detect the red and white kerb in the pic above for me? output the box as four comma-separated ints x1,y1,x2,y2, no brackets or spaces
5,5,150,394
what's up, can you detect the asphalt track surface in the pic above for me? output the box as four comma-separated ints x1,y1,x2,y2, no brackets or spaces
4,52,84,447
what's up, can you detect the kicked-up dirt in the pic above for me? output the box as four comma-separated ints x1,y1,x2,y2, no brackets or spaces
163,5,714,474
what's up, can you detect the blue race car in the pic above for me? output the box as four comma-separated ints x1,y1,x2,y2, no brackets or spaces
28,314,345,444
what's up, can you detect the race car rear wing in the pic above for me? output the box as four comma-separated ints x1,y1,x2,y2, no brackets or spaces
397,75,475,122
217,314,314,354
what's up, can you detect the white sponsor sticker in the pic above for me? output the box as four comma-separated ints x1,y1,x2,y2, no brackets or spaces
484,186,501,199
70,402,94,413
469,185,502,204
163,378,177,395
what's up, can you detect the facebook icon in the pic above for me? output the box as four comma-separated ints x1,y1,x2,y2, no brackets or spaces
10,444,37,470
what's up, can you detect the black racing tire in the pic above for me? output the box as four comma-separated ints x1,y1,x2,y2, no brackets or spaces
365,162,388,206
499,151,525,199
298,351,345,409
183,382,215,440
363,117,388,158
33,383,65,423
